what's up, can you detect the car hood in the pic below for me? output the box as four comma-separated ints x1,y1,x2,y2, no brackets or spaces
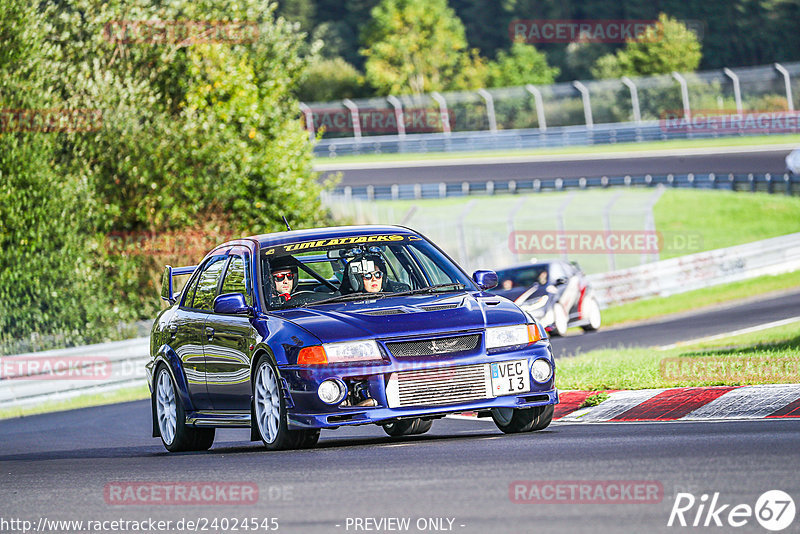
273,292,528,343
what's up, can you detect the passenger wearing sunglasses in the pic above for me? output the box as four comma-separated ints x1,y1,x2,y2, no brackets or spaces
361,268,384,293
344,256,386,294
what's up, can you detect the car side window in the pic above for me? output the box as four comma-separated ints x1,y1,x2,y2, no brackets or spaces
190,255,228,310
220,254,252,306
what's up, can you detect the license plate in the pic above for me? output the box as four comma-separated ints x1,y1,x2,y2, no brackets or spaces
490,359,530,396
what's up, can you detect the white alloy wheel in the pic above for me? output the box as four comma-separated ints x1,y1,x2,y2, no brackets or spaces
255,361,282,444
552,304,569,336
156,368,177,446
583,297,602,331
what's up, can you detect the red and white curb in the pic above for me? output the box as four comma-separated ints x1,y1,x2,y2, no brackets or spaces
452,384,800,422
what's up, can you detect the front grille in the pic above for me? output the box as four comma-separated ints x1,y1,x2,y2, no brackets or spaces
386,363,490,408
385,334,480,358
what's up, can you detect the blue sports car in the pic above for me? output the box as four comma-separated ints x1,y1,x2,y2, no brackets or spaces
147,225,558,452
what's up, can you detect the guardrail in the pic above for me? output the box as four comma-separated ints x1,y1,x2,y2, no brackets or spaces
0,337,149,410
314,120,800,157
324,172,800,201
588,232,800,307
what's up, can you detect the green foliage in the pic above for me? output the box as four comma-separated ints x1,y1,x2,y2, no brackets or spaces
0,0,112,352
487,41,560,88
592,14,702,79
1,0,327,352
359,0,487,95
297,58,368,102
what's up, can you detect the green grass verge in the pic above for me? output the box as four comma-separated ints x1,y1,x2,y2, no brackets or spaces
0,383,149,420
654,189,800,259
314,133,800,165
600,270,800,328
557,321,800,390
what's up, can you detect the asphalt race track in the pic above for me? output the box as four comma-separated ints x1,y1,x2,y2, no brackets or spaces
2,405,799,533
2,292,800,533
317,146,794,187
550,289,800,357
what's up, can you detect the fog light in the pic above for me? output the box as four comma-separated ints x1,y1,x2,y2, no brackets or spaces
318,379,346,404
530,359,553,383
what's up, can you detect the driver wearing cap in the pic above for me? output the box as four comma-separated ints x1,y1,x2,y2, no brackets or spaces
270,257,298,301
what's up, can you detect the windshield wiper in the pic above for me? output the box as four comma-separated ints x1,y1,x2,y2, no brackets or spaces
306,292,393,306
390,283,466,297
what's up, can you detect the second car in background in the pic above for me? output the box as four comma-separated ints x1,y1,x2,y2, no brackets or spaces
490,260,601,336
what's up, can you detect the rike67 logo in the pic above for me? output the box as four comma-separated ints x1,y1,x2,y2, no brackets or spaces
668,490,795,531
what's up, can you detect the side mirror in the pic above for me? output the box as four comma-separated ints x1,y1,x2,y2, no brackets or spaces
213,293,251,315
554,277,568,286
161,266,176,304
472,270,498,290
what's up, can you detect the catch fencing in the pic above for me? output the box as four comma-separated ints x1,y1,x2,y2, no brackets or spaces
303,61,800,156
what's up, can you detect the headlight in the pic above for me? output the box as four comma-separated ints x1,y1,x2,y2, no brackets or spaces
318,379,346,404
522,295,548,311
530,358,553,383
297,340,383,365
486,324,541,349
323,340,383,363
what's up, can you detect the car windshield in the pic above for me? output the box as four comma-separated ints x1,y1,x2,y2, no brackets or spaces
259,234,474,310
492,264,550,292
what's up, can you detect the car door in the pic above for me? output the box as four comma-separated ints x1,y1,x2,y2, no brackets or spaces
204,249,257,411
172,254,228,410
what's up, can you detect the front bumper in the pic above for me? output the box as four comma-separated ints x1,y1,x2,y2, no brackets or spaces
280,341,558,430
288,388,558,429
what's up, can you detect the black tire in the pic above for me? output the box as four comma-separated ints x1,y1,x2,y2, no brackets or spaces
382,418,433,437
491,404,554,434
154,365,215,452
581,296,602,332
252,355,319,451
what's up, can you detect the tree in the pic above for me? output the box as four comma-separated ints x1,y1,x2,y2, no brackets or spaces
591,13,702,79
297,58,367,102
359,0,487,95
487,41,560,88
0,0,110,351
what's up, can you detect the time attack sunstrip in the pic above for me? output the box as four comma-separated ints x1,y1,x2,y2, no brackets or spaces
147,225,558,452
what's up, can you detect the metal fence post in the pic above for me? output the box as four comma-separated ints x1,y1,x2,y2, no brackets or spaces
430,92,451,135
723,68,742,114
774,63,795,111
672,72,691,120
456,200,477,266
299,102,315,141
477,89,498,133
507,197,529,263
643,185,666,264
555,192,575,261
386,95,406,137
525,84,547,131
621,77,642,124
572,81,593,129
602,192,623,271
342,98,361,138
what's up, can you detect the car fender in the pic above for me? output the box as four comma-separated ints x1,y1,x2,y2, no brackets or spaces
150,344,193,437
